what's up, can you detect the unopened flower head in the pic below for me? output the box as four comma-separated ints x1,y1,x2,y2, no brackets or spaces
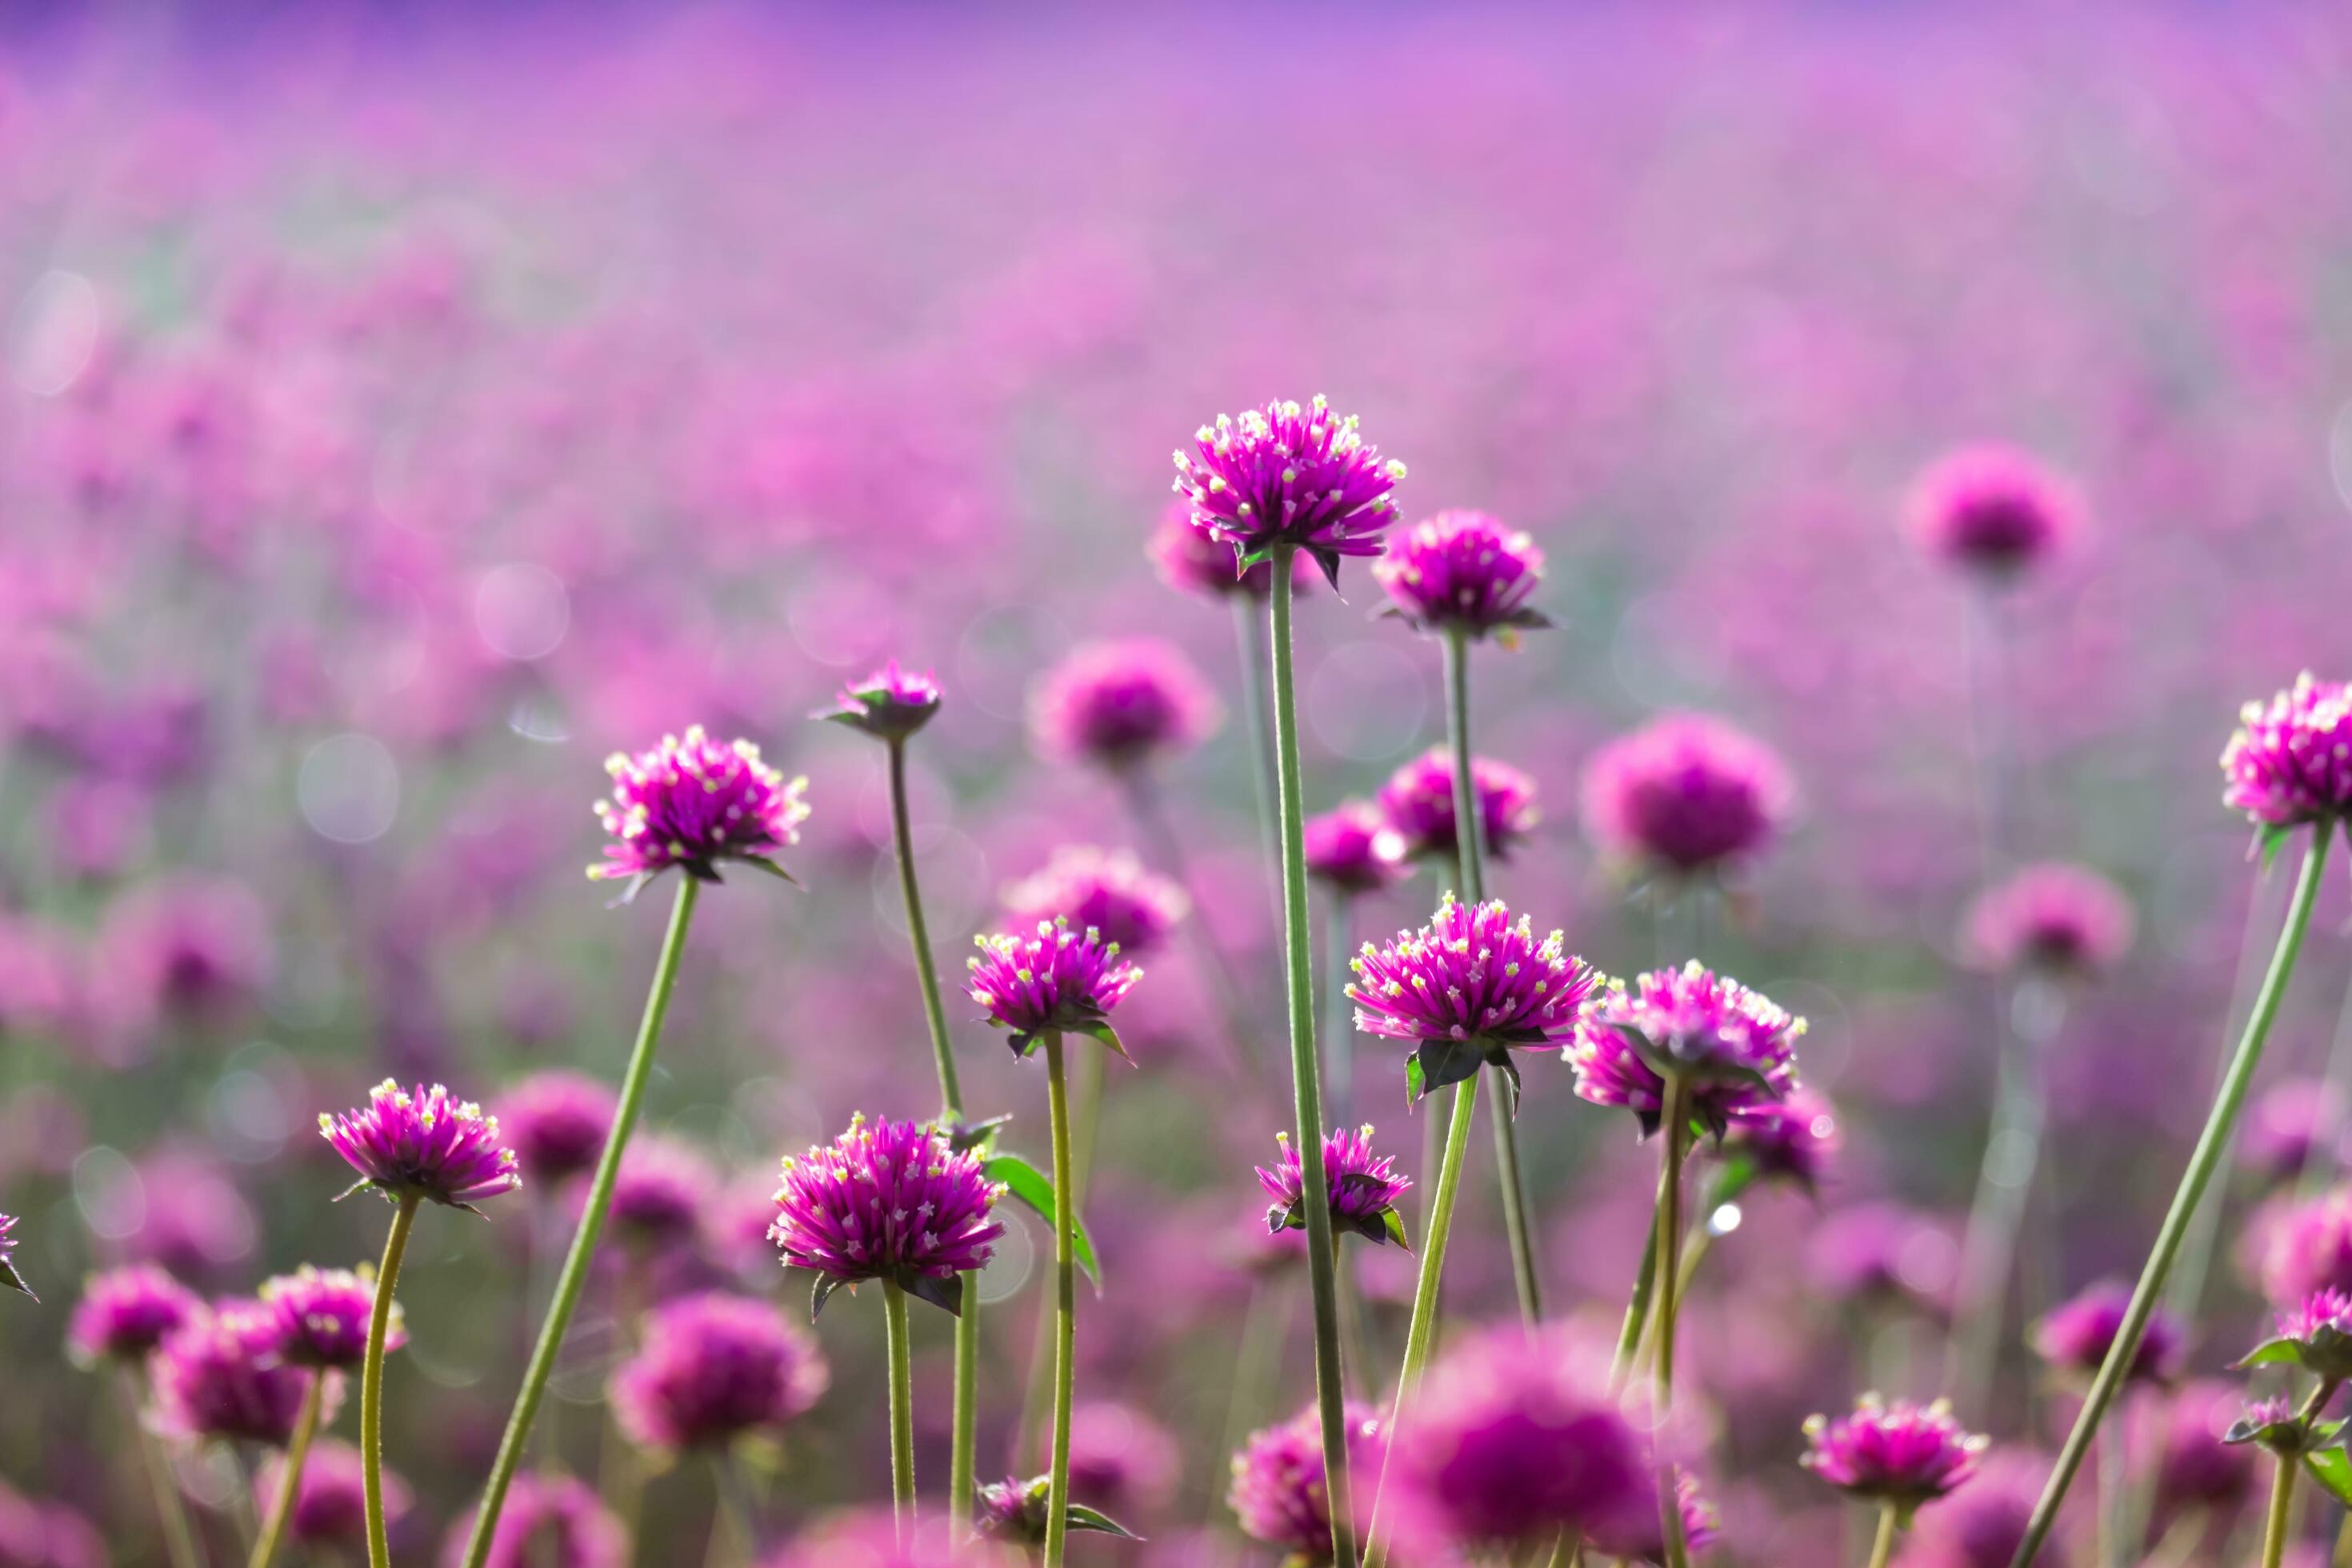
319,1080,522,1212
1173,395,1406,583
1257,1125,1412,1249
1963,862,2135,978
610,1291,827,1453
1378,746,1539,865
2222,673,2352,828
151,1298,326,1448
966,918,1143,1058
1027,637,1221,772
1227,1400,1387,1562
68,1265,202,1365
1802,1395,1987,1516
1718,1087,1841,1195
2031,1281,2184,1386
1374,510,1549,638
974,1474,1054,1545
1906,444,2081,578
259,1264,399,1369
769,1114,1005,1317
1568,962,1803,1138
816,659,942,742
1148,500,1317,600
445,1472,626,1568
1579,713,1794,878
501,1071,617,1186
1002,845,1188,957
1304,801,1410,895
587,726,810,888
2222,1394,2329,1456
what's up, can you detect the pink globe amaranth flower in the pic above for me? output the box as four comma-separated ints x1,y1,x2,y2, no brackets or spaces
1568,962,1804,1138
1718,1087,1841,1197
1801,1395,1987,1519
1058,1400,1181,1518
966,917,1144,1058
2258,1186,2352,1306
0,1213,26,1300
442,1472,624,1568
1899,1451,2062,1568
587,726,811,891
1172,394,1406,585
1374,510,1550,639
1806,1203,1959,1313
92,873,274,1041
258,1264,399,1370
1026,637,1221,772
1305,801,1408,896
594,1135,718,1252
1962,862,2135,978
501,1071,617,1186
151,1299,331,1448
1227,1399,1387,1562
1905,445,2081,578
815,658,942,742
256,1439,406,1549
2031,1282,2184,1386
1349,894,1600,1114
321,1080,522,1213
2223,1393,2323,1454
1578,713,1794,879
610,1291,827,1454
1377,746,1539,866
2222,673,2352,829
1256,1125,1412,1249
1582,1468,1720,1564
1002,845,1189,957
975,1467,1145,1548
66,1264,202,1365
2242,1079,2344,1190
768,1114,1006,1318
2242,1286,2352,1382
0,1481,103,1568
1147,501,1318,601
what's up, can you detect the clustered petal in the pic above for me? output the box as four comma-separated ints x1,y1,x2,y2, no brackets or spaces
1802,1395,1987,1511
1962,862,2136,978
966,918,1143,1056
1172,396,1406,579
817,659,942,742
67,1264,202,1365
609,1291,828,1453
1905,444,2081,577
1578,712,1793,878
1568,962,1804,1137
588,725,810,886
1256,1126,1412,1248
319,1079,522,1210
2221,672,2352,828
2258,1185,2352,1306
446,1472,626,1568
1027,638,1221,771
255,1439,406,1550
769,1114,1005,1304
1304,802,1409,895
500,1071,617,1186
1227,1400,1388,1562
597,1135,718,1250
151,1298,329,1447
1374,510,1548,638
1378,747,1539,866
259,1264,398,1369
1002,846,1188,957
1718,1088,1841,1195
2030,1282,2184,1386
1148,500,1318,601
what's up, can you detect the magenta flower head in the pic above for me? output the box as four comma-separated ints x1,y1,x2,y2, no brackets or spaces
0,1213,27,1301
2259,1186,2352,1306
1718,1087,1842,1198
443,1472,625,1568
2222,673,2352,830
2222,1394,2330,1456
1801,1394,1987,1523
1172,394,1406,586
1578,713,1794,880
1374,510,1550,640
1583,1469,1722,1564
1228,1400,1388,1564
768,1114,1006,1319
320,1080,522,1214
816,659,942,742
2240,1286,2352,1382
1002,845,1188,957
974,1473,1142,1548
151,1299,325,1448
1257,1126,1412,1250
1962,862,2136,978
1026,637,1221,773
258,1264,399,1369
1148,500,1318,601
1569,962,1805,1138
501,1071,618,1186
1305,801,1408,896
1905,444,2082,578
587,726,810,894
2242,1080,2344,1190
966,917,1144,1059
1378,746,1540,866
2031,1282,2185,1386
598,1135,718,1253
67,1264,202,1366
1901,1452,2062,1568
257,1439,406,1551
610,1291,827,1454
1348,894,1600,1114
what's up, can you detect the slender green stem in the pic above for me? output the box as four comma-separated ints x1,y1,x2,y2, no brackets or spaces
1610,1207,1663,1394
1043,1032,1077,1568
363,1194,420,1568
2262,1448,2298,1568
1212,1280,1294,1534
2009,826,2334,1568
250,1372,326,1568
1234,591,1285,915
124,1369,205,1568
462,876,702,1568
883,1280,916,1539
1650,1074,1691,1568
1325,894,1357,1122
1018,1046,1102,1466
707,1455,755,1568
1866,1502,1901,1568
1269,549,1359,1568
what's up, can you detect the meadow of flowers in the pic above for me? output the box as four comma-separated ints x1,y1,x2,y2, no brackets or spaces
5,5,2352,1566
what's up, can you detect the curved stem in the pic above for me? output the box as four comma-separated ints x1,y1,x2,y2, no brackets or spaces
124,1369,205,1568
1650,1074,1691,1568
2009,826,2334,1567
1610,1206,1663,1394
462,876,701,1568
250,1371,326,1568
1866,1502,1901,1568
1043,1031,1076,1568
363,1194,421,1568
883,1280,916,1540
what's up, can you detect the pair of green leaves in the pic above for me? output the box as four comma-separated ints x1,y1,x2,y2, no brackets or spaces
995,1012,1131,1066
1406,1038,1525,1117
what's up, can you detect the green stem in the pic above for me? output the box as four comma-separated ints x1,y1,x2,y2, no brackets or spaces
707,1456,755,1568
1043,1032,1076,1568
1325,894,1357,1122
1018,1046,1102,1466
1270,549,1359,1568
2008,826,2335,1568
462,875,702,1568
363,1194,421,1568
1651,1074,1691,1568
1866,1502,1900,1568
124,1369,205,1568
250,1372,326,1568
1610,1206,1663,1394
1234,591,1285,916
883,1280,916,1540
2262,1449,2298,1568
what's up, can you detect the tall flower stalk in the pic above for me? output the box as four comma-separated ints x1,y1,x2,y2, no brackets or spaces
250,1266,400,1568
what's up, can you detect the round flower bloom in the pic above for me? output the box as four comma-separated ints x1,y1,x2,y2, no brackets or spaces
2031,1282,2184,1386
598,1135,718,1252
258,1265,400,1369
768,1114,1006,1318
2222,673,2352,828
1147,501,1318,600
1807,1204,1960,1312
1578,713,1794,878
1257,1125,1412,1249
1227,1400,1388,1562
94,874,274,1034
320,1080,522,1212
1899,1452,2062,1568
2143,1381,2256,1519
966,918,1143,1058
816,659,942,742
1061,1400,1181,1518
0,1213,26,1300
442,1472,625,1568
1304,801,1408,895
1905,444,2081,577
610,1291,827,1454
2242,1286,2352,1382
0,1481,103,1568
1568,962,1804,1138
1717,1088,1841,1196
2242,1080,2344,1190
1026,637,1221,772
1962,862,2136,978
1002,845,1188,957
1171,395,1406,582
2258,1186,2352,1305
2223,1394,2321,1454
1374,510,1549,638
975,1474,1054,1545
1801,1395,1986,1518
1349,894,1601,1110
1377,746,1539,866
1583,1469,1720,1564
255,1440,407,1550
150,1299,323,1447
67,1264,203,1365
587,726,810,888
500,1072,616,1186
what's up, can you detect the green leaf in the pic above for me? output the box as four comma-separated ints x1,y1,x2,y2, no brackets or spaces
984,1153,1102,1287
2233,1337,2305,1371
810,1273,848,1323
1065,1503,1142,1540
1080,1022,1132,1062
1381,1207,1414,1253
2258,822,2295,875
1404,1054,1426,1107
0,1258,33,1302
738,856,801,888
2305,1448,2352,1506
